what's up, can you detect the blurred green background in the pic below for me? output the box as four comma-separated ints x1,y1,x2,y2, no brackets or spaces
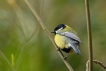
0,0,106,71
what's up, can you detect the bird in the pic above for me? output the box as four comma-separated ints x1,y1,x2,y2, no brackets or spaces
51,24,81,58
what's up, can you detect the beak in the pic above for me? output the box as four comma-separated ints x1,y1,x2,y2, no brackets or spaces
51,31,55,33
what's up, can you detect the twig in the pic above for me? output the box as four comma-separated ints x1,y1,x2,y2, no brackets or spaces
86,60,106,71
24,0,74,71
86,60,89,71
93,60,106,69
85,0,93,71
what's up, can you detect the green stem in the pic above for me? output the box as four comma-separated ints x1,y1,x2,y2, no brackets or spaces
85,0,93,71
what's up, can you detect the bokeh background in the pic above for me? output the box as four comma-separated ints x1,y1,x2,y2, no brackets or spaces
0,0,106,71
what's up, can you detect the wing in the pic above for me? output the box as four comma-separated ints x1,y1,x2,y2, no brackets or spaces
65,37,81,55
63,32,81,55
63,32,81,42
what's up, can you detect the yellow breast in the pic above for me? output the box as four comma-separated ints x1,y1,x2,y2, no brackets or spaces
54,34,66,49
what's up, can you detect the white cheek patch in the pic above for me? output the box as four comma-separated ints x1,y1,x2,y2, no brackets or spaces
56,27,63,33
55,31,58,33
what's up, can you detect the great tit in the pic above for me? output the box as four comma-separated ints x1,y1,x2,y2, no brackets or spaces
52,24,81,57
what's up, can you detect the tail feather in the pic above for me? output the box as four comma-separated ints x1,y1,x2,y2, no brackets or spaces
68,43,81,55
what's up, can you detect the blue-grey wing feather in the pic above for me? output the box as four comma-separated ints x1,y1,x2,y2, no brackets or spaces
63,32,81,54
63,32,81,42
65,37,81,54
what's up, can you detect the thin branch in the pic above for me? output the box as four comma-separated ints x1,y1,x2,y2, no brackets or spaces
24,0,74,71
86,60,89,71
85,0,93,71
86,60,106,71
93,60,106,69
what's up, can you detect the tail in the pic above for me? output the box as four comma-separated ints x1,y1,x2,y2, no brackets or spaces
68,43,81,55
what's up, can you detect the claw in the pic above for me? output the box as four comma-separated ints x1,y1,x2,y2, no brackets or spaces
63,56,68,60
63,53,69,60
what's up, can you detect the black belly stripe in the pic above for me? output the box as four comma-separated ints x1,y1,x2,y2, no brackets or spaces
61,48,71,53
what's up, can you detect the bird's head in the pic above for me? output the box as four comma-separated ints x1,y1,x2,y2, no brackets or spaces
51,24,67,34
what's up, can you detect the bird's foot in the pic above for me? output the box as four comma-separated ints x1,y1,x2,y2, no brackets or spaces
63,56,68,60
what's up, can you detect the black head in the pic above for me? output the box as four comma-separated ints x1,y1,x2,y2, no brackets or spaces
51,24,66,34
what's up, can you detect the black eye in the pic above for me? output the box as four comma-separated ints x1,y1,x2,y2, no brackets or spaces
54,24,66,32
